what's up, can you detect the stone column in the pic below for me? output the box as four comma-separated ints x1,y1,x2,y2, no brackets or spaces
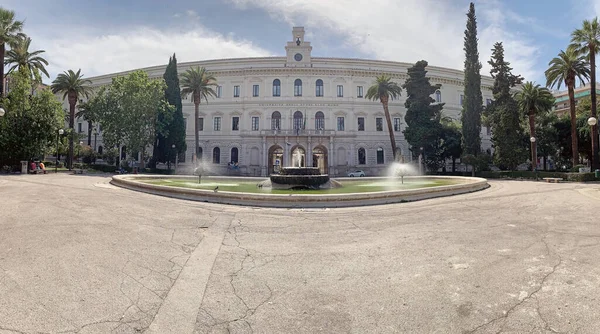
307,136,313,167
329,136,334,175
284,136,289,167
261,136,267,176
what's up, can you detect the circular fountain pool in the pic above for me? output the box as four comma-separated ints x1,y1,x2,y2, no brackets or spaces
111,174,489,208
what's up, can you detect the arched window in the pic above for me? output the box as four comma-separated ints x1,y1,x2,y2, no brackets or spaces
293,111,304,130
435,90,442,103
358,148,366,165
231,147,239,163
198,147,203,161
316,79,323,97
315,111,325,130
294,79,302,96
98,146,103,155
271,111,281,130
376,147,384,164
213,147,220,164
273,79,281,97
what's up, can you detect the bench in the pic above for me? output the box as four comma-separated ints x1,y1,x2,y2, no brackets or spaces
73,169,86,174
543,177,563,183
29,169,46,174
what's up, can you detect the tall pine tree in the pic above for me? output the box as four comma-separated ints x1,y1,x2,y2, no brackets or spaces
152,54,187,167
486,42,526,170
403,60,445,170
461,2,483,156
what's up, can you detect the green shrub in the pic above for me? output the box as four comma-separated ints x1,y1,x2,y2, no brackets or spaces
477,171,597,182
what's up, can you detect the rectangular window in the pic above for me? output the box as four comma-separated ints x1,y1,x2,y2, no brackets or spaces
78,123,82,133
183,118,187,132
486,126,491,136
358,117,365,131
232,116,240,131
294,84,302,96
316,85,323,97
198,117,204,131
337,117,345,131
337,85,344,97
252,116,259,131
393,118,401,132
357,86,363,98
376,117,383,131
252,84,259,97
486,98,492,106
460,94,464,105
213,117,221,131
273,85,280,97
233,85,240,98
216,86,222,98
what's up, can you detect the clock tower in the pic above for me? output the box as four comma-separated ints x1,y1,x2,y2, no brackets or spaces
285,27,312,67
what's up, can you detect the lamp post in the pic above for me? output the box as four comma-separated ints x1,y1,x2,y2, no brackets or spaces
589,117,598,171
172,144,178,173
56,129,64,173
530,137,537,180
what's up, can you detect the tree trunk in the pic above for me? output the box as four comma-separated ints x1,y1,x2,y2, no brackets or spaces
591,47,599,171
194,95,200,163
68,92,77,170
0,44,4,98
567,81,578,167
87,121,92,146
528,111,537,172
543,156,547,171
381,96,397,160
452,157,456,173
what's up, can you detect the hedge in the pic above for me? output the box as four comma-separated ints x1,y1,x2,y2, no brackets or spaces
477,171,597,182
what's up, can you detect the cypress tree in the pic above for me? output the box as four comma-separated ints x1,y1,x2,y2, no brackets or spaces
461,2,483,156
403,60,445,169
486,42,526,170
152,54,186,166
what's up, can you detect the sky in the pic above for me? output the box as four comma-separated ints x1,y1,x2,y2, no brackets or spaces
3,0,600,86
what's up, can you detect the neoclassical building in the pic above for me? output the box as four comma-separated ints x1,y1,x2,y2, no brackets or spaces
74,27,494,176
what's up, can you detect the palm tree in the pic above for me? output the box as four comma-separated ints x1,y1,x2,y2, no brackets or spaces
571,17,600,169
180,66,217,162
515,82,555,172
0,7,25,98
4,36,50,83
366,75,402,160
545,46,591,166
51,69,93,170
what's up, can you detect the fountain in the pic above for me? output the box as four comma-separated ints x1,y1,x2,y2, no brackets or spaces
269,167,332,190
388,162,419,184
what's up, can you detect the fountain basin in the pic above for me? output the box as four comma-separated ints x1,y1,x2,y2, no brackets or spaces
270,167,330,190
111,175,489,208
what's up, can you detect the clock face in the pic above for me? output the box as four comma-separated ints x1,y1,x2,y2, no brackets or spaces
294,53,303,61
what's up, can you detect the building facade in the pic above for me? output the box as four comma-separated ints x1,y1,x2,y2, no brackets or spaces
552,82,600,117
74,27,495,176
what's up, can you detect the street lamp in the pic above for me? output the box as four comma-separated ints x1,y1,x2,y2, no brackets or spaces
0,107,5,117
530,137,537,179
589,117,599,171
172,144,178,173
56,129,64,173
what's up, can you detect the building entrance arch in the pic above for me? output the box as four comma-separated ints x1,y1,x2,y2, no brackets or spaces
268,145,283,174
312,145,328,174
290,145,306,168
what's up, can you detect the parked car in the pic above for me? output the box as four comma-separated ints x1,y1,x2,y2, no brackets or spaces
347,170,365,177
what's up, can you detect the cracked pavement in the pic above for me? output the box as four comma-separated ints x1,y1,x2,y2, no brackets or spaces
3,175,600,333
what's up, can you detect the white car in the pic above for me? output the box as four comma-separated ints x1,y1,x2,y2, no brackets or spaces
347,170,365,177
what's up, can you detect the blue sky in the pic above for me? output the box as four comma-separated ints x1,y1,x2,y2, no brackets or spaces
3,0,599,86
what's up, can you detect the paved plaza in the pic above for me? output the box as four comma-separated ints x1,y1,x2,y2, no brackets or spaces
2,174,600,333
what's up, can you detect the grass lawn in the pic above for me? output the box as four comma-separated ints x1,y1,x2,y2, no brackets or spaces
139,178,457,194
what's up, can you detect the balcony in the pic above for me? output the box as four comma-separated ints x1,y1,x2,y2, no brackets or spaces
258,129,337,137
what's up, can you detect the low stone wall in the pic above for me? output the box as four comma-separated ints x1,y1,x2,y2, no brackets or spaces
110,175,489,208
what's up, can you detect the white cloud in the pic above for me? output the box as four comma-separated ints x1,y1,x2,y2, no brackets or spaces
30,25,272,81
228,0,542,81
